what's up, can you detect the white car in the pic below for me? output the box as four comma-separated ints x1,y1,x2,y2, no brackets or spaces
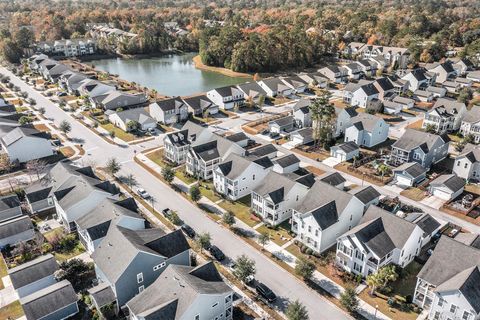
137,188,151,199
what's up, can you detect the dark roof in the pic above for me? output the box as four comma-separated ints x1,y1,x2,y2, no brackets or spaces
343,107,358,117
430,174,465,193
237,82,267,97
350,186,381,204
1,125,51,147
88,283,116,308
21,280,78,320
0,216,33,240
311,201,339,230
248,144,277,158
270,115,294,128
165,129,190,147
414,214,440,236
374,77,394,92
274,154,300,168
319,172,346,187
9,254,58,289
394,162,427,179
360,83,379,96
213,85,243,98
154,97,184,111
295,173,316,188
183,95,215,112
0,194,22,223
226,132,248,143
392,129,449,152
335,141,359,154
191,140,220,161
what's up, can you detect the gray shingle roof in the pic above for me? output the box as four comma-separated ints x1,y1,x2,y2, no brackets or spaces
414,214,440,236
1,125,50,147
462,106,480,124
237,82,267,98
0,194,22,223
9,254,58,289
436,266,480,313
153,97,185,111
430,174,465,193
350,186,380,204
274,154,300,168
433,98,465,115
111,107,155,125
349,113,383,132
261,78,291,92
393,162,427,179
21,280,78,320
254,171,300,204
319,172,346,187
127,262,231,319
248,144,277,158
213,85,244,98
226,132,248,143
88,282,116,308
0,215,33,240
270,115,294,128
335,141,359,153
392,129,449,152
182,95,215,112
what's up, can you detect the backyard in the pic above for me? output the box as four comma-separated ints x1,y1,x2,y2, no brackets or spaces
175,166,197,185
43,227,86,262
101,123,137,142
255,220,293,247
0,301,24,319
218,195,260,228
199,182,222,203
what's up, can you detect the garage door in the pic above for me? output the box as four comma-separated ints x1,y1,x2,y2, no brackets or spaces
292,136,303,146
332,151,345,162
432,188,452,201
396,175,412,186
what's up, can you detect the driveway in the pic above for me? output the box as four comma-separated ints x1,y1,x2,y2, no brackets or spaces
0,277,18,308
322,157,341,167
421,196,446,210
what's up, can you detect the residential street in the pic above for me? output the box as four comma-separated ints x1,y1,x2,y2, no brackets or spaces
0,66,352,320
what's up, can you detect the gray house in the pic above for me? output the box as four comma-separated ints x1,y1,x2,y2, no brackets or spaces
390,129,450,169
21,280,79,320
149,97,188,125
0,215,35,248
126,262,234,320
91,91,148,110
269,115,295,134
9,254,58,298
92,226,191,307
0,194,23,223
393,162,427,186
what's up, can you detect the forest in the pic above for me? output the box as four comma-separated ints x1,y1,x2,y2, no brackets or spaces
0,0,478,72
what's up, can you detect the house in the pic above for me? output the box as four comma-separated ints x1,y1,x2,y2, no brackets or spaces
225,132,249,148
186,135,245,180
428,174,465,201
35,38,96,57
29,53,49,71
334,107,358,137
247,144,278,159
88,282,117,315
383,100,404,115
293,99,312,128
251,171,310,226
453,144,480,181
0,194,23,223
92,226,191,307
409,213,442,247
182,95,219,116
387,75,409,94
427,61,457,84
372,77,395,101
414,89,434,102
24,162,119,231
357,59,375,77
425,86,447,98
0,125,54,163
393,162,427,186
330,141,360,162
291,181,365,253
390,129,450,168
281,76,308,93
290,128,314,146
107,108,156,132
272,153,300,174
149,97,188,125
348,83,379,108
402,69,435,91
356,44,410,68
318,65,348,83
413,236,480,320
443,80,460,93
126,262,234,320
0,215,35,248
298,72,328,88
349,186,381,209
460,105,480,143
58,71,88,94
76,198,145,254
343,62,363,80
269,115,295,134
336,206,425,277
392,96,415,110
318,172,346,189
466,70,480,83
214,153,273,200
8,254,58,298
92,91,148,110
258,78,293,97
344,113,389,148
42,63,70,82
77,79,116,98
207,86,245,110
20,280,79,320
453,58,475,76
342,82,362,105
422,98,466,133
455,77,473,88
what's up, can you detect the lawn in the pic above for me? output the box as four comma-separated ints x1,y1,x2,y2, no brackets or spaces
199,182,222,203
359,290,420,320
146,149,167,168
59,146,75,158
0,255,6,290
33,123,50,132
54,242,85,262
175,166,197,185
400,187,427,201
466,184,480,196
43,227,64,242
256,220,293,246
0,301,24,320
218,195,260,228
101,123,137,142
406,119,423,130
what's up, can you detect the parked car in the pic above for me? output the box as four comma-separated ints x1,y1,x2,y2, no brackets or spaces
147,127,156,134
162,208,173,218
136,188,151,199
448,228,460,238
261,129,269,135
269,132,280,139
56,92,67,97
180,224,196,239
255,282,277,303
51,139,62,147
208,245,225,261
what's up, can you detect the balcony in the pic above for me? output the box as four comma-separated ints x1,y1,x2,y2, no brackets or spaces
366,258,379,270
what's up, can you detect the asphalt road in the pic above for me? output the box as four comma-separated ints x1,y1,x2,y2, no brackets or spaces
1,66,351,320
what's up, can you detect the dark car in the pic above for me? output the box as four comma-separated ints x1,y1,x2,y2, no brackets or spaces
269,132,280,139
181,224,196,239
208,245,225,261
162,208,172,217
255,282,277,303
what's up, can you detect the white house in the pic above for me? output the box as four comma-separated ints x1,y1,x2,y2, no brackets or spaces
251,171,309,226
422,98,466,133
336,206,429,277
293,99,312,128
281,76,308,93
183,94,219,116
453,58,475,76
0,126,54,163
207,86,245,110
402,69,436,91
236,82,267,104
344,113,389,148
77,79,116,98
290,128,314,146
291,181,365,253
214,153,272,200
318,65,348,83
348,83,379,108
393,162,427,186
453,144,480,181
425,86,447,98
414,89,434,102
343,62,363,80
272,154,300,174
334,107,358,137
107,108,156,132
269,116,295,134
8,254,58,298
466,70,480,83
258,78,293,97
427,61,457,84
297,72,328,88
460,105,480,144
330,141,359,162
428,174,465,201
149,97,188,125
392,96,415,110
414,236,480,320
91,91,148,110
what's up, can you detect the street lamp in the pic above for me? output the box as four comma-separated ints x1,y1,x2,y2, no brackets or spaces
374,304,378,319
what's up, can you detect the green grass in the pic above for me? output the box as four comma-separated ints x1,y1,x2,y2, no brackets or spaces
101,123,137,142
0,255,6,290
218,195,260,228
146,149,167,168
0,301,24,319
175,167,197,185
199,182,222,203
43,227,64,242
54,242,86,262
256,220,293,246
391,261,424,297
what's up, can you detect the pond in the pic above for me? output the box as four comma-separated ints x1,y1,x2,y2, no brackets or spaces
88,52,247,97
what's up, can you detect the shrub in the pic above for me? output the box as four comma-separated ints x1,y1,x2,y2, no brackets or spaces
305,248,313,255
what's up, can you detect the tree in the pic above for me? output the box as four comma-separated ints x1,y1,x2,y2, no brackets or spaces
105,158,121,176
0,154,15,191
190,185,201,202
109,130,116,139
309,90,335,148
286,300,309,320
38,106,45,114
18,116,32,125
126,120,139,132
366,265,398,295
196,232,211,253
59,120,71,134
258,232,270,249
233,255,256,283
424,123,437,134
26,159,47,180
295,256,315,281
56,259,94,291
124,173,137,189
14,27,35,48
222,211,235,228
161,166,175,184
340,287,359,313
458,88,473,103
377,164,391,181
0,40,23,63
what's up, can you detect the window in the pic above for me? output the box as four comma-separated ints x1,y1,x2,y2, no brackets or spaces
463,311,471,320
450,304,457,314
138,285,144,293
437,298,444,307
355,250,364,261
226,307,232,317
153,262,167,271
212,302,218,308
225,294,232,304
353,262,362,273
433,312,440,320
137,273,143,283
253,174,255,180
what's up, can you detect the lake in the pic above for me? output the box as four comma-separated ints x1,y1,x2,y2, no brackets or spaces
88,53,248,97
